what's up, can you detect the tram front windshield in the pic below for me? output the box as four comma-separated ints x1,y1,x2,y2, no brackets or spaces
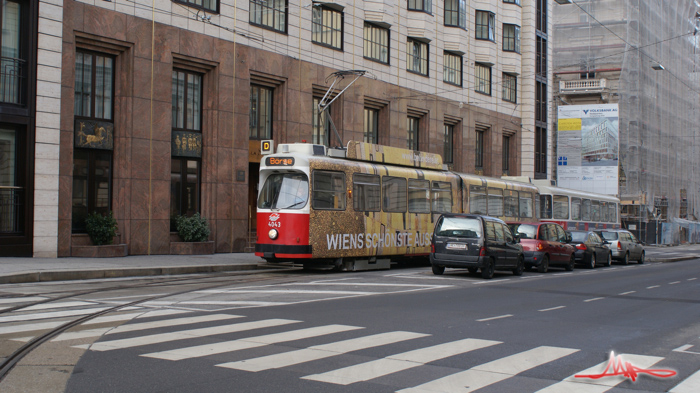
258,173,309,210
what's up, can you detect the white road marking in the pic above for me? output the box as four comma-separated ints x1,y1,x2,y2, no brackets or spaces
647,285,660,289
302,338,501,385
0,308,113,323
669,281,681,285
143,324,363,361
670,369,700,392
0,297,47,304
619,291,636,295
22,301,98,311
476,314,513,322
164,301,290,307
399,346,579,393
217,331,429,372
584,297,605,302
74,318,300,351
536,353,663,392
539,306,566,312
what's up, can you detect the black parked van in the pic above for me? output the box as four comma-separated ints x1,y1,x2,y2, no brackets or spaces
430,214,524,279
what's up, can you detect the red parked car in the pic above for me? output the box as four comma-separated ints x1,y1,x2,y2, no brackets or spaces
508,222,576,273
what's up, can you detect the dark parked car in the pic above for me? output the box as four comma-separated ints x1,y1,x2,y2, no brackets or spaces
595,229,645,264
430,214,524,279
508,222,576,273
568,230,612,269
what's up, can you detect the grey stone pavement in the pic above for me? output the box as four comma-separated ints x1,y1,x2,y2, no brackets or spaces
0,244,698,284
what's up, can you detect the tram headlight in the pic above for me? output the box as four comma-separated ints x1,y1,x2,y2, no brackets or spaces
268,229,279,240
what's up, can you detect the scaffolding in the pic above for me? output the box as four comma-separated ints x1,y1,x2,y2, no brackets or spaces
554,0,700,243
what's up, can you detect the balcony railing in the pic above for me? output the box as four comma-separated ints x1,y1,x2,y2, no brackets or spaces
0,57,26,105
559,78,608,94
0,187,24,234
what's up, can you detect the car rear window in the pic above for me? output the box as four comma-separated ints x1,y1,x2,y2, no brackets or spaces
511,224,537,239
600,232,619,241
435,217,483,238
570,232,587,242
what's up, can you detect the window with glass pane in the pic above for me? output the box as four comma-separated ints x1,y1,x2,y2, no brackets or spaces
519,192,533,218
312,5,343,50
250,84,272,139
353,173,380,212
581,199,591,221
172,70,202,132
432,181,452,212
312,97,331,146
443,124,453,164
407,38,428,76
502,73,517,103
475,10,495,41
408,179,430,213
444,0,466,28
535,125,547,176
382,176,407,212
504,0,520,4
408,0,431,12
475,63,491,95
170,158,201,226
312,171,346,210
443,51,462,86
475,129,484,169
0,126,22,233
488,188,503,217
591,200,600,221
540,195,552,219
503,24,520,53
571,197,581,220
504,190,518,217
469,185,487,214
601,202,609,222
174,0,218,13
553,195,569,219
363,23,389,64
75,52,114,120
502,135,510,173
407,116,419,150
249,0,287,33
364,108,378,144
609,203,617,222
72,150,112,232
1,0,23,105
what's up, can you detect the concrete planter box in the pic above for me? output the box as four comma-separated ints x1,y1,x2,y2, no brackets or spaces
170,241,215,255
71,234,128,257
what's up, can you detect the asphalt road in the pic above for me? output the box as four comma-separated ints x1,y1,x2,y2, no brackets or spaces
3,259,700,392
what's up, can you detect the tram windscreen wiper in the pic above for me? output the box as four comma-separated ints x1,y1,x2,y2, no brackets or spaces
280,200,306,209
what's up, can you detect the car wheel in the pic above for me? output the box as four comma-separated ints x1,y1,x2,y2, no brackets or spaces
623,252,629,265
537,255,549,273
588,253,596,269
565,255,575,271
512,257,524,276
432,264,445,275
467,267,478,274
606,253,612,267
638,251,645,264
481,259,495,279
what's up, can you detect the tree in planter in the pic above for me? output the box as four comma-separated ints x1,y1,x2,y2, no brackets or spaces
85,211,118,245
176,213,211,242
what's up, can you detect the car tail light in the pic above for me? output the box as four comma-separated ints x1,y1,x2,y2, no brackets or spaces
479,247,487,256
617,242,622,250
536,243,544,251
576,243,587,251
431,244,435,253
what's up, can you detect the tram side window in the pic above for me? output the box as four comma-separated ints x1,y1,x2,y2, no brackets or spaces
519,191,533,218
581,199,591,221
591,200,601,222
609,203,617,223
382,176,407,212
504,190,519,217
408,179,430,213
312,170,346,210
540,195,552,219
571,198,581,220
469,185,487,214
553,195,569,219
353,173,380,212
488,188,504,217
432,181,452,213
601,202,609,222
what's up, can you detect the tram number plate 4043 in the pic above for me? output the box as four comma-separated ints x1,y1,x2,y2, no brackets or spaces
446,243,467,250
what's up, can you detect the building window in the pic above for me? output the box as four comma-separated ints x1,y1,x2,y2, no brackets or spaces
364,107,378,144
504,0,520,5
503,24,520,53
170,158,201,226
444,0,466,29
535,126,547,177
536,80,546,122
408,0,431,13
407,38,428,76
503,135,510,174
73,51,115,233
407,116,419,150
536,36,547,77
313,97,331,146
0,0,23,105
475,128,485,170
0,126,23,233
475,10,495,41
249,0,287,33
174,0,218,13
536,0,547,33
444,124,454,164
475,63,491,95
172,70,202,132
502,73,517,103
364,22,389,64
312,5,343,50
443,51,462,86
249,84,273,139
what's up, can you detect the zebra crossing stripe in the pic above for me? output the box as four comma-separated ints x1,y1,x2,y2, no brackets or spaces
217,331,429,372
302,338,502,386
535,353,664,392
0,297,47,304
12,314,241,343
0,308,113,323
670,369,700,392
142,324,364,361
74,318,298,351
399,346,579,393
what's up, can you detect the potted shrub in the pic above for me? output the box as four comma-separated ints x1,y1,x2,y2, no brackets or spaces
171,213,215,254
72,211,127,257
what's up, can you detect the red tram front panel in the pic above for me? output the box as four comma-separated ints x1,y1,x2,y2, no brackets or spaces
255,211,312,259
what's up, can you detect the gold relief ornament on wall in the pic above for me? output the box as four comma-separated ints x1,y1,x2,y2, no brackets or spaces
74,120,114,150
172,131,202,158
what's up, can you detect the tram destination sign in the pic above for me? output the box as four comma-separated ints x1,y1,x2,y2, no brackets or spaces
266,156,295,166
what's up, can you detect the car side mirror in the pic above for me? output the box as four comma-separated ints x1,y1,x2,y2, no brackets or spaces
514,234,521,243
565,234,573,243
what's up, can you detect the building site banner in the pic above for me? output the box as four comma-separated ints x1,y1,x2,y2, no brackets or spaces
557,104,619,195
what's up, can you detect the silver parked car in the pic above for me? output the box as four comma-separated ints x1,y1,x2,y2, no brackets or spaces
595,229,645,264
